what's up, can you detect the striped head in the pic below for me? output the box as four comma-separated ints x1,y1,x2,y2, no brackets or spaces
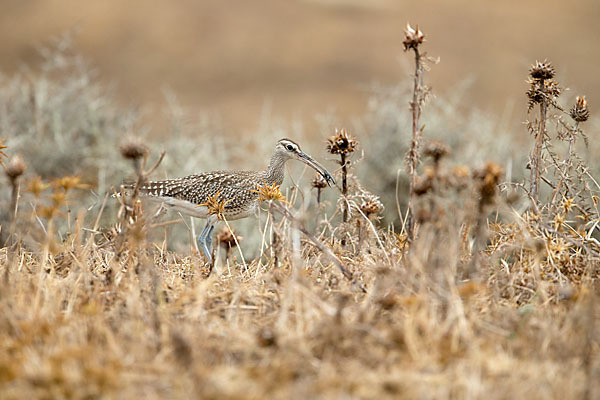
275,138,336,186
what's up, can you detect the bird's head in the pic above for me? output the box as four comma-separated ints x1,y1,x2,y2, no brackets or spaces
275,138,336,186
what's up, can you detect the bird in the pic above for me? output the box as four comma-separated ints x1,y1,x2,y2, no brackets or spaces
126,138,335,263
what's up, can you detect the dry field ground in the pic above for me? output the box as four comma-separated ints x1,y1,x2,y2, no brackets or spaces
1,2,600,399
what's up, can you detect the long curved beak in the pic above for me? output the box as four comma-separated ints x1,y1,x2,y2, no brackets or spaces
298,152,336,187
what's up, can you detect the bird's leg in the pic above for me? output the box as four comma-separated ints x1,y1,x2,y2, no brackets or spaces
197,220,214,264
205,224,215,256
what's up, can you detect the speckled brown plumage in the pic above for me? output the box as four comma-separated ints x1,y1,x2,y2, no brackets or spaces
122,138,335,263
126,138,334,221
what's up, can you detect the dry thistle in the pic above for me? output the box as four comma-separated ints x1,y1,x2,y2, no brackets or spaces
403,23,425,51
198,191,231,220
423,140,449,164
216,228,242,250
360,198,384,218
120,136,149,161
570,96,589,122
50,191,68,207
311,174,328,189
38,205,61,220
26,176,50,198
4,155,27,183
404,22,430,240
4,154,27,224
326,128,358,155
526,59,560,202
251,181,290,205
327,128,358,223
474,162,503,205
52,175,89,192
529,60,555,80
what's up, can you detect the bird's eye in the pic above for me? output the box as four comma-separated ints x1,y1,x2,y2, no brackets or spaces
286,144,294,151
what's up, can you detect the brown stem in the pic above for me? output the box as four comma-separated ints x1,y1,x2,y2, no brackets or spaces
407,47,424,240
530,81,547,204
341,153,348,223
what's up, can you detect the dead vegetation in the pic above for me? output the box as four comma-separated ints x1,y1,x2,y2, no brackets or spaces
0,32,599,400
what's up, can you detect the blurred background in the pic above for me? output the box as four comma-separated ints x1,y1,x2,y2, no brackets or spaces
2,0,599,133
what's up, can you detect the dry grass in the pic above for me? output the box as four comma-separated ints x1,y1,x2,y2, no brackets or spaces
1,39,599,400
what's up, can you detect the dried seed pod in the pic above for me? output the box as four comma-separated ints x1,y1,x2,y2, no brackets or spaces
311,174,328,189
5,154,27,182
120,136,149,160
216,228,241,249
403,23,425,51
26,176,50,198
360,198,384,217
423,140,450,163
326,128,358,155
526,78,561,110
413,175,433,196
474,161,503,203
570,96,589,122
529,60,555,80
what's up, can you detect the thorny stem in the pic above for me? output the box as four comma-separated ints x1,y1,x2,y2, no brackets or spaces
407,46,424,240
530,82,547,204
341,153,348,223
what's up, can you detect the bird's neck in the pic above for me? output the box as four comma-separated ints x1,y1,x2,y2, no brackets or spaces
264,154,287,185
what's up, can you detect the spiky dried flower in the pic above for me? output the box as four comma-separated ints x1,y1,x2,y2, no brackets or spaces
360,198,384,217
50,191,67,207
198,191,230,220
570,96,589,122
26,176,50,198
216,228,242,249
4,154,27,181
423,140,450,162
39,205,60,220
526,78,561,111
327,128,358,155
120,136,149,160
403,23,425,51
52,175,90,192
529,60,555,80
311,174,328,189
474,161,503,201
251,181,290,205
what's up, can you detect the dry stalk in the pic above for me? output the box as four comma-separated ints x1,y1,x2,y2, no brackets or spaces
403,23,427,240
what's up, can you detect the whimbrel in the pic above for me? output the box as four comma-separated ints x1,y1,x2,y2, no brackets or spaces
129,138,335,263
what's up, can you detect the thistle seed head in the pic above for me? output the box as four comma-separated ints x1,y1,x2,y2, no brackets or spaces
216,228,242,249
529,60,555,80
360,198,384,217
327,128,358,155
311,174,328,189
26,176,50,198
53,175,89,192
526,78,561,111
474,162,503,202
120,136,149,160
5,154,27,182
403,23,425,51
570,96,589,122
423,140,450,162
